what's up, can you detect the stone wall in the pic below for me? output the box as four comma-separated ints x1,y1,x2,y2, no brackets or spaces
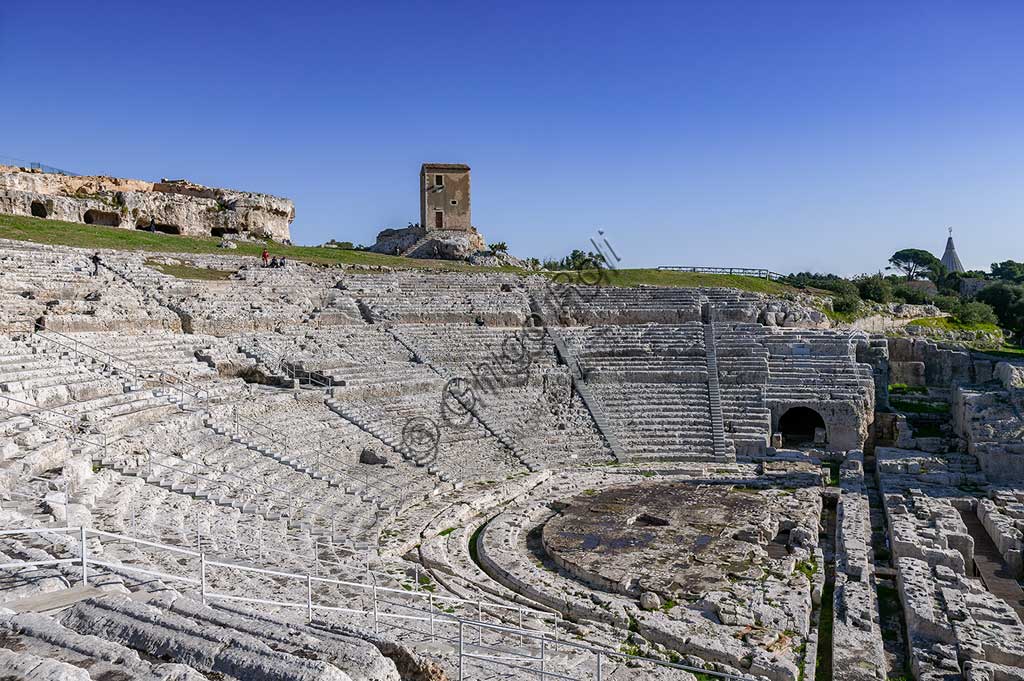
887,337,994,387
0,165,293,241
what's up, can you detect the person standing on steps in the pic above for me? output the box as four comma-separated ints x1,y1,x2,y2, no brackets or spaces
90,251,102,277
262,247,270,267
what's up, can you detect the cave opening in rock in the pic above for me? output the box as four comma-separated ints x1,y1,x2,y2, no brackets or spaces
779,406,827,445
135,219,181,235
211,227,240,238
83,209,122,227
30,201,48,218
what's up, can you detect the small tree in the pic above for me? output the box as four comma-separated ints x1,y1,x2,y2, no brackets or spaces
488,242,508,254
855,274,893,303
888,249,942,280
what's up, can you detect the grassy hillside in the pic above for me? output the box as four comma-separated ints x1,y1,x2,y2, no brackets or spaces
0,213,484,270
0,213,801,294
548,267,801,295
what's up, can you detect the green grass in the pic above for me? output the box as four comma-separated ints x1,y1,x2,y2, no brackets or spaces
820,304,864,324
823,461,840,486
906,316,1001,334
816,575,835,681
543,267,804,295
796,560,818,580
145,259,234,280
889,383,928,395
0,213,499,271
972,344,1024,359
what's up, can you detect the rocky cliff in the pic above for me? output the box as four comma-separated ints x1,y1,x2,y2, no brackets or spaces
0,165,294,242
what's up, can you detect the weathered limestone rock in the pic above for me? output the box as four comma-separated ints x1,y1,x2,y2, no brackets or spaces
368,225,487,261
0,165,293,241
359,447,388,465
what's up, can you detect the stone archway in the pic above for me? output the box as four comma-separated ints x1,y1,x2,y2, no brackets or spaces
778,406,827,446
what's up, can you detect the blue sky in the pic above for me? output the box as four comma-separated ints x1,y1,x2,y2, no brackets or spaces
2,1,1021,274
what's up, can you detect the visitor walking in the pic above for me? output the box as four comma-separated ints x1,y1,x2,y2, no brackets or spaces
262,248,270,267
90,252,102,277
148,218,156,233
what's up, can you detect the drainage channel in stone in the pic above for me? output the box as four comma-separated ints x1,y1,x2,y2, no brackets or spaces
863,447,910,679
815,495,837,681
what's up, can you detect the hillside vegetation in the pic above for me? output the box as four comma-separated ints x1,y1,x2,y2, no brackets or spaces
0,213,800,294
0,214,484,270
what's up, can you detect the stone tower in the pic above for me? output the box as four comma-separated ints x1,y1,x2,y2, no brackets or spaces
420,163,470,232
940,227,965,274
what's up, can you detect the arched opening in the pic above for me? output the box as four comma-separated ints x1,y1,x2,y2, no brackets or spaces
778,407,826,446
211,226,239,238
83,209,122,227
30,201,48,218
134,219,181,235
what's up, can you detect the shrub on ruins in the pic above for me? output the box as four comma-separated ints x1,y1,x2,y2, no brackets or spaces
892,284,932,305
855,274,893,303
831,292,862,315
950,300,999,326
488,241,509,254
888,248,944,281
542,249,608,271
930,294,959,313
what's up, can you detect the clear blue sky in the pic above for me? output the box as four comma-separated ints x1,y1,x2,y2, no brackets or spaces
2,1,1022,274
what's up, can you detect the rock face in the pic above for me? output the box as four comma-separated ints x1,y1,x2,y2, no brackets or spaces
0,165,294,242
368,225,487,261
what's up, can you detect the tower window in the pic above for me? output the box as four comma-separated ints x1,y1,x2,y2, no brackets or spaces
450,200,458,205
435,174,444,187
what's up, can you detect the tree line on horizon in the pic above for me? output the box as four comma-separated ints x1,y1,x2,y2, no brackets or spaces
783,249,1024,343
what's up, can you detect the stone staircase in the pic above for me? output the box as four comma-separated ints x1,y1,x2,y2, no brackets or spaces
704,322,733,460
546,328,624,461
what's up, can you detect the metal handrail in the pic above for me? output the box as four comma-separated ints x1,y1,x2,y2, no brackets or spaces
0,393,109,456
656,265,784,281
246,336,333,390
31,323,210,410
0,526,755,681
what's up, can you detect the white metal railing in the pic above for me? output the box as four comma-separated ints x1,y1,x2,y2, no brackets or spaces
244,337,333,390
31,323,210,411
0,526,757,681
0,393,109,459
656,265,784,281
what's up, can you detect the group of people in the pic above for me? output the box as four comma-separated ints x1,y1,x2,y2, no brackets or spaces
261,248,287,268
